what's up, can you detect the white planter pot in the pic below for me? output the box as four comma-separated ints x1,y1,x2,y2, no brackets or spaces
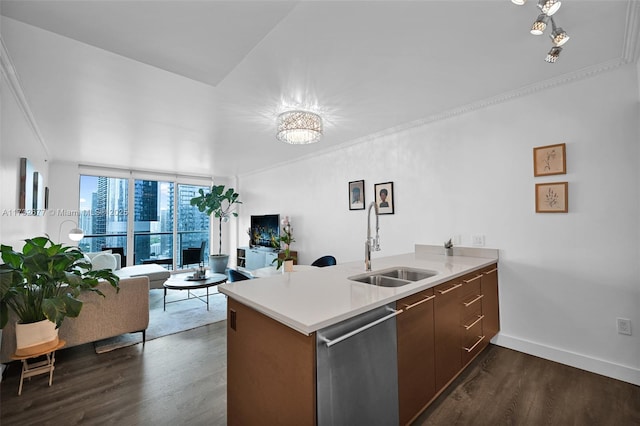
209,254,229,274
15,319,59,354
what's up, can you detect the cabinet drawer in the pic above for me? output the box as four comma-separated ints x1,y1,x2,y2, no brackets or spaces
459,272,483,299
398,288,434,311
461,292,483,318
461,317,485,366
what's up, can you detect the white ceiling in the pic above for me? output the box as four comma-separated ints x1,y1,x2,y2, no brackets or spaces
0,1,635,177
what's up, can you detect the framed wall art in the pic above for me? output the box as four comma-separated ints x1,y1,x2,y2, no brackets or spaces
533,143,566,176
375,181,394,214
18,157,34,211
33,171,44,211
349,180,365,210
535,182,568,213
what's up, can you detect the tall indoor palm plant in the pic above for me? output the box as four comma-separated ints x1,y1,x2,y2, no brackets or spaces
190,184,242,273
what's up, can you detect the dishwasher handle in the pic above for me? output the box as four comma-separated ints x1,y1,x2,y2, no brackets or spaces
321,307,401,348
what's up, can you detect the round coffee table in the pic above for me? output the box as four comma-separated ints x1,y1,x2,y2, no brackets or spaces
163,272,227,311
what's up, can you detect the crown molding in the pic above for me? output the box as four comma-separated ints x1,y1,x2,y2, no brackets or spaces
622,0,640,63
0,36,50,158
240,56,629,179
242,2,640,179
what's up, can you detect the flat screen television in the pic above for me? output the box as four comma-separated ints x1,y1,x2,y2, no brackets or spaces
250,214,280,248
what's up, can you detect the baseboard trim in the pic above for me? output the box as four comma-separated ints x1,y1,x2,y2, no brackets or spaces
493,333,640,386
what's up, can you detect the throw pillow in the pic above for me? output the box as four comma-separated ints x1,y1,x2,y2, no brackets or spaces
91,252,117,271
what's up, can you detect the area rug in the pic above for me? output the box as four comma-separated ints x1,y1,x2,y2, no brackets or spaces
94,288,227,353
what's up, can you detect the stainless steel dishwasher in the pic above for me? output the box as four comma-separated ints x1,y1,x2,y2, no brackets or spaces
316,303,400,426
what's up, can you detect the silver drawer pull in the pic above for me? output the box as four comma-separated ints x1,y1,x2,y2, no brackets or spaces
403,294,435,310
463,274,483,284
463,335,485,353
438,283,462,295
463,294,483,307
484,268,498,275
321,308,401,348
463,314,484,330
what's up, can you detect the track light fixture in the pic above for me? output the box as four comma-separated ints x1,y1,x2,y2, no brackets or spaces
537,0,561,16
550,18,570,46
545,46,562,63
513,0,569,63
530,14,548,35
512,0,562,16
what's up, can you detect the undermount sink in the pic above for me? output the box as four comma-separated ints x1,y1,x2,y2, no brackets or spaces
348,267,438,287
350,274,412,287
378,267,438,282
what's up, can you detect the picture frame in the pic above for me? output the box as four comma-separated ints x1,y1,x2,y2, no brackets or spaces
374,181,394,215
18,157,34,211
33,171,44,211
535,182,568,213
349,180,365,210
533,143,566,176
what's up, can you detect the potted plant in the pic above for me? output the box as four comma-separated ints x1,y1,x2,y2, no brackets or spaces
0,237,119,352
190,184,242,273
271,216,296,272
444,238,454,256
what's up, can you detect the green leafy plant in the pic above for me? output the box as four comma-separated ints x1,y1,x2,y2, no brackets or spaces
0,236,120,329
190,184,242,255
271,217,296,270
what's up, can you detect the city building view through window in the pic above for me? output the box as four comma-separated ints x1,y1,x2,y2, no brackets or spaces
78,175,210,270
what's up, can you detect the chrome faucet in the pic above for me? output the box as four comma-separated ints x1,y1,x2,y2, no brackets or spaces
365,201,380,271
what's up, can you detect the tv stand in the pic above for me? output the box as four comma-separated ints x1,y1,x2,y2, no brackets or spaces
237,247,298,270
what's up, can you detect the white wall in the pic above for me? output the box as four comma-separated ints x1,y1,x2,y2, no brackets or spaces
239,64,640,385
0,69,49,247
46,161,83,245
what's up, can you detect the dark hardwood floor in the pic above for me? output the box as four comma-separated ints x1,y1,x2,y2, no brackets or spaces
415,345,640,426
1,322,638,426
1,321,228,426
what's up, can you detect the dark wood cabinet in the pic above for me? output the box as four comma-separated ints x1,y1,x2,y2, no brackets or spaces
460,271,485,366
433,278,463,390
227,264,499,425
481,265,500,341
277,250,298,264
227,299,316,426
397,289,436,426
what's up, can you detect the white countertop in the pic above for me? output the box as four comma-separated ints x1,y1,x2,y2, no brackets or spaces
251,264,318,278
219,245,498,335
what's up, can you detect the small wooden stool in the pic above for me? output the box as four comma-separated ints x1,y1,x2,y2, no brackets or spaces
11,339,66,396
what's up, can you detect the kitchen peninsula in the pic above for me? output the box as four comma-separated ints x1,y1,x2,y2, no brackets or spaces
219,245,499,425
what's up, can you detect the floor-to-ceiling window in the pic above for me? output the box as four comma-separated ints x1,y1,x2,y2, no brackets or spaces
133,179,174,267
177,184,210,267
78,175,128,256
78,173,210,270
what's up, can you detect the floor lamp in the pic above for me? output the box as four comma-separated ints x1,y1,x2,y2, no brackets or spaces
58,219,84,243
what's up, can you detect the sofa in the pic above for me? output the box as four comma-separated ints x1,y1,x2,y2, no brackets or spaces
87,251,170,289
0,276,150,364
